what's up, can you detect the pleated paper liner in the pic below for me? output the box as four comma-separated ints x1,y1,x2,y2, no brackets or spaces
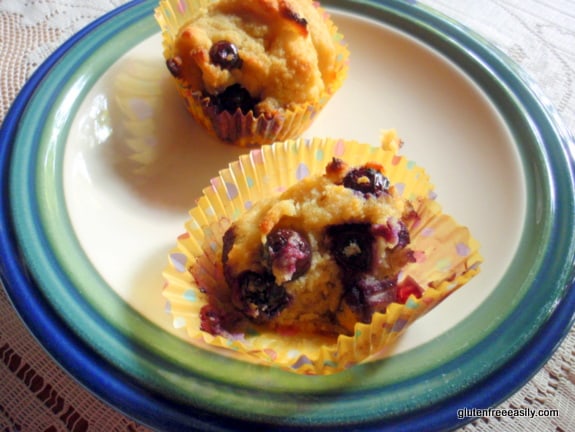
154,0,350,146
163,137,482,374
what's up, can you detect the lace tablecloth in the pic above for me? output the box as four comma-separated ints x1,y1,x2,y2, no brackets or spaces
1,1,574,431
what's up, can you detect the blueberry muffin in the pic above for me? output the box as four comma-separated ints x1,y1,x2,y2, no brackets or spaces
155,0,349,146
202,158,424,336
163,137,483,373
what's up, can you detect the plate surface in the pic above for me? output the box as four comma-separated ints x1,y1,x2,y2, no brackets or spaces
1,0,575,430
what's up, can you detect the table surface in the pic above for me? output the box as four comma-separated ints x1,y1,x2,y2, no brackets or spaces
1,0,574,431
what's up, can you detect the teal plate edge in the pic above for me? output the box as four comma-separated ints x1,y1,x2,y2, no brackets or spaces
1,0,575,430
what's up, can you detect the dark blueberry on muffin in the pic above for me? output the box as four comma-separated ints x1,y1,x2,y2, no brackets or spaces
209,40,243,70
264,228,311,282
327,223,374,272
344,275,397,322
233,271,292,322
343,166,390,197
210,84,260,114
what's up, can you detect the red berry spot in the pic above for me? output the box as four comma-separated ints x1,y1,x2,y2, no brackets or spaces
396,276,423,303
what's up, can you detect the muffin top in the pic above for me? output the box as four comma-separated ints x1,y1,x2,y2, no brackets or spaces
169,0,343,114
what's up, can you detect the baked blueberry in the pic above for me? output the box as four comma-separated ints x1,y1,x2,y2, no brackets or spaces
344,275,397,322
327,223,374,272
209,40,243,70
234,271,291,322
343,167,390,197
264,228,311,282
211,84,259,114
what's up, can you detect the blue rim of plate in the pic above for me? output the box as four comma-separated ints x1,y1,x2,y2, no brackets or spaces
1,0,575,430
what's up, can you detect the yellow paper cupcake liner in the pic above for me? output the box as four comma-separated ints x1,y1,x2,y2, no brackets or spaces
154,0,350,147
163,137,482,374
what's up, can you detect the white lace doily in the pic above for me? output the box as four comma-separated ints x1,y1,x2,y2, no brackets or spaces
1,1,574,431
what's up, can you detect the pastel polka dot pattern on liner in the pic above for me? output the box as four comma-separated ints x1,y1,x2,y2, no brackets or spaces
334,139,345,156
406,298,420,309
392,319,408,333
174,317,187,329
421,227,435,237
170,253,187,273
251,149,264,165
225,182,239,200
296,163,310,180
183,290,197,302
456,242,471,256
